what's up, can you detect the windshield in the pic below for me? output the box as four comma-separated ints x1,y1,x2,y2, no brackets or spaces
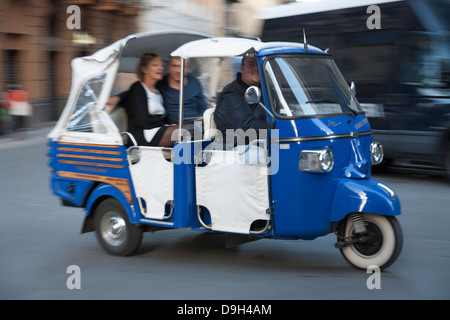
263,55,363,118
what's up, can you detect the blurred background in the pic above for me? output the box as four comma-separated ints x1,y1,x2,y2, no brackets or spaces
0,0,449,177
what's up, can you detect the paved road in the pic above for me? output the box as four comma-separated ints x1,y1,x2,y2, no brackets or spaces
1,130,449,300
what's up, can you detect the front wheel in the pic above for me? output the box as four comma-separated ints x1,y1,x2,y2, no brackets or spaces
337,213,403,270
94,198,143,256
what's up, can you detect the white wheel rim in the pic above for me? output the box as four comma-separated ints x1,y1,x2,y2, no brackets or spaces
341,213,396,269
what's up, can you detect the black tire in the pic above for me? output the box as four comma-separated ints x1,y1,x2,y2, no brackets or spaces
94,198,143,256
338,213,403,270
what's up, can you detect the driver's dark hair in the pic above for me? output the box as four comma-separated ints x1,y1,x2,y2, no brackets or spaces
241,55,255,66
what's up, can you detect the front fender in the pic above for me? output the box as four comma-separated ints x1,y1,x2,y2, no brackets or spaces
330,178,401,222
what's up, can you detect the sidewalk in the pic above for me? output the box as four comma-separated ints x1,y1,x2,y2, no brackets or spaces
0,123,54,150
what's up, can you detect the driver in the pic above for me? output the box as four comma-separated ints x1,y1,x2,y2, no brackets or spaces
214,55,267,150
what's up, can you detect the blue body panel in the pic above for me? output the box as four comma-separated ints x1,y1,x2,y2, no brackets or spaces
268,131,374,240
172,142,198,228
48,139,141,223
258,47,324,57
51,173,95,207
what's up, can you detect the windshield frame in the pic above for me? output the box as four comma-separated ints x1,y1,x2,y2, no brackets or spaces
261,53,364,120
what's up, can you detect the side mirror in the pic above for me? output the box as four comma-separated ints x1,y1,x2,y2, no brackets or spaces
244,86,275,121
350,81,356,96
244,86,261,104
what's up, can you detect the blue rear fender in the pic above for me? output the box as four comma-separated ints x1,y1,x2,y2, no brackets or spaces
330,178,401,223
82,183,138,233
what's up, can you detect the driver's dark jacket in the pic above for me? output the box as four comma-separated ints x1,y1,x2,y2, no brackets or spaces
214,73,267,148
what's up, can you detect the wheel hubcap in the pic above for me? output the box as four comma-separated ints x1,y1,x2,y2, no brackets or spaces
101,212,127,247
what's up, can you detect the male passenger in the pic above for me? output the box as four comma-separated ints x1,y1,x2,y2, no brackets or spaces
157,57,207,125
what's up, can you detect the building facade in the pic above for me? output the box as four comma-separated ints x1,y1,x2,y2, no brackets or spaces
0,0,140,127
138,0,224,36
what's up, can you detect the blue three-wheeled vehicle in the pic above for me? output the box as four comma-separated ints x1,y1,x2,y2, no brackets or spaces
48,30,402,270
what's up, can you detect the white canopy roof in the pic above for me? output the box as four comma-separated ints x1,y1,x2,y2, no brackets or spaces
171,37,322,59
67,30,212,96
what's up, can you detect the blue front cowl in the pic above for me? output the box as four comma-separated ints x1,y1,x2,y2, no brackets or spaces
344,138,371,179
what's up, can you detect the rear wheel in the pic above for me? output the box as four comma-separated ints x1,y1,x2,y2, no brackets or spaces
94,198,143,256
337,213,403,270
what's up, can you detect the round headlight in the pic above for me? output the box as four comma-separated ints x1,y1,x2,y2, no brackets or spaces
319,148,334,172
370,142,384,165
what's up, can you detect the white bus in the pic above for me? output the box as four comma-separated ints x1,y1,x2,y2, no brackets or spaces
259,0,450,180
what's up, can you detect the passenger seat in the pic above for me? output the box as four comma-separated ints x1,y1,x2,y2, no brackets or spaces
203,108,217,141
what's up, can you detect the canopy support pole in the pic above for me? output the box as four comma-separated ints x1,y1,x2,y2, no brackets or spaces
177,58,185,142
